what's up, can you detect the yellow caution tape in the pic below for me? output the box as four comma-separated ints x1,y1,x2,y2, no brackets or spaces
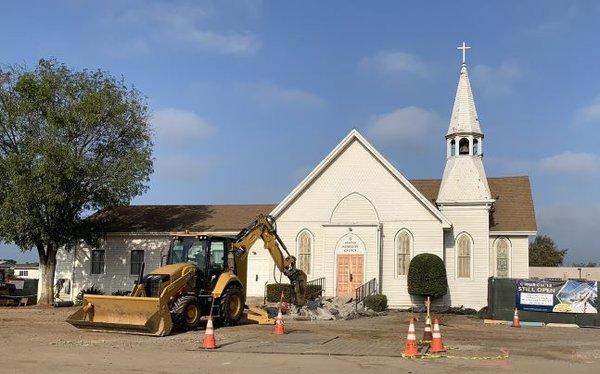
402,349,509,360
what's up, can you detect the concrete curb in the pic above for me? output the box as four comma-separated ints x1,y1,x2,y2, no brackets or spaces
546,323,579,328
484,319,545,327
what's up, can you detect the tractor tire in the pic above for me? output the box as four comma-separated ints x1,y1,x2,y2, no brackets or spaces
219,285,245,326
171,295,202,331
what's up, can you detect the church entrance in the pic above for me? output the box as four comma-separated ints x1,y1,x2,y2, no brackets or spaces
336,254,364,297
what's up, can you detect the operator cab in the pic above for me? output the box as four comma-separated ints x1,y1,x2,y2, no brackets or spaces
167,235,234,291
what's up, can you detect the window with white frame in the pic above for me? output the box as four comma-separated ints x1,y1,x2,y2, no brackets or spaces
91,249,105,275
18,270,28,276
297,230,312,275
396,230,412,276
456,234,472,278
495,237,510,278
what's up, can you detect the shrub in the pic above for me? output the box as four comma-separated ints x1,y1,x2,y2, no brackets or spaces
477,306,490,319
74,285,104,306
407,253,448,299
364,294,387,312
112,290,131,296
266,283,322,302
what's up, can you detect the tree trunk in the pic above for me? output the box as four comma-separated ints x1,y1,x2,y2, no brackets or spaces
38,244,57,305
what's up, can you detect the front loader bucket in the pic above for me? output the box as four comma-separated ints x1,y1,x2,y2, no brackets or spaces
66,294,173,336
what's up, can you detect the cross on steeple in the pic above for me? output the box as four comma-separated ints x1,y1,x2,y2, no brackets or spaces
457,41,471,64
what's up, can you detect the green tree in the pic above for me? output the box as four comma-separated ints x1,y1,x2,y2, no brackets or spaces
529,235,567,267
407,253,448,300
0,60,153,304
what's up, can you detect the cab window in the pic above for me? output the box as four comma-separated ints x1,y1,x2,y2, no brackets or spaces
169,238,208,271
210,240,226,271
188,241,206,268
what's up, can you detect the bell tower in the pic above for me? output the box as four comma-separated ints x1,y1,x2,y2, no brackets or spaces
437,42,493,205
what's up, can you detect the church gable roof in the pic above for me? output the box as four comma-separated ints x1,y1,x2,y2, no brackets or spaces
270,129,452,227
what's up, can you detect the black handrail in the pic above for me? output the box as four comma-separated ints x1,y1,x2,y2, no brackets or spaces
307,277,326,296
355,278,377,310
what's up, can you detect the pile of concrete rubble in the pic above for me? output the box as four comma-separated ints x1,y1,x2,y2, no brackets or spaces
268,296,386,321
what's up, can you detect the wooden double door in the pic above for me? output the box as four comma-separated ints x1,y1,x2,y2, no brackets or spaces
336,254,364,297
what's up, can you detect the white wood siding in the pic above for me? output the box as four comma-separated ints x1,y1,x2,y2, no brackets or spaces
381,222,444,307
331,193,379,223
13,268,40,279
244,239,280,297
67,236,168,299
487,235,529,279
53,248,75,300
441,205,490,309
507,236,529,278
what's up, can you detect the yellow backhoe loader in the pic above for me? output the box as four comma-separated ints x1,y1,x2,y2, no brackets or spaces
67,214,307,336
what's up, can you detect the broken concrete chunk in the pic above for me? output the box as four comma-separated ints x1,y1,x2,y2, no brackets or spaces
306,299,321,310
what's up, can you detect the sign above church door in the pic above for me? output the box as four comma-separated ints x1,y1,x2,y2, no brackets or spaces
335,233,366,254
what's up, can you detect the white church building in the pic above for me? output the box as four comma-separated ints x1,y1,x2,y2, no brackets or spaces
55,54,536,309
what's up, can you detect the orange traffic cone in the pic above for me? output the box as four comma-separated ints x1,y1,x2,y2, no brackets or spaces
430,319,445,353
275,309,285,335
202,315,216,349
511,308,521,328
403,318,419,357
422,315,433,342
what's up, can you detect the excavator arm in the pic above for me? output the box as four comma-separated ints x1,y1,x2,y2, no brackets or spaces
233,214,307,306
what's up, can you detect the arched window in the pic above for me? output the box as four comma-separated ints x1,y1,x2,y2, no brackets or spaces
396,230,412,276
450,139,456,156
458,138,469,155
473,139,479,155
297,230,313,275
456,233,472,278
495,237,510,278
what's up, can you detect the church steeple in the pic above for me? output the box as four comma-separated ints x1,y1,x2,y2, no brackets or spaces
447,63,482,137
446,42,483,157
437,42,493,204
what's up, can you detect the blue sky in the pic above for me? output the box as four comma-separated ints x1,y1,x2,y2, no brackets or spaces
1,0,599,264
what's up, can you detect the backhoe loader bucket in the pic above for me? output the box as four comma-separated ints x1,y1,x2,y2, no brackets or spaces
66,294,173,336
246,305,275,325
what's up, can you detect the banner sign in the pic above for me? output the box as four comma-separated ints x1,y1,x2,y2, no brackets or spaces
516,279,598,314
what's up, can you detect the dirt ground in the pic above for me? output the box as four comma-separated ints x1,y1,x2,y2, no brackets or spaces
2,306,600,373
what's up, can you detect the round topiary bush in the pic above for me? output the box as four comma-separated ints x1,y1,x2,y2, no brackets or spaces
407,253,448,299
